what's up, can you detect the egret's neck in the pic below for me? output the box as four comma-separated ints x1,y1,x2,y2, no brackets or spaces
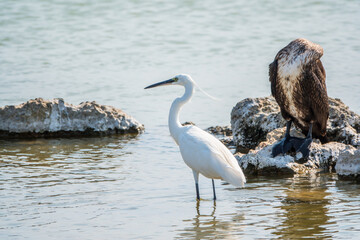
169,83,194,142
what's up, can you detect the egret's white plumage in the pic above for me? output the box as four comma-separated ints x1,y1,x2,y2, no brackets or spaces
178,126,246,187
145,74,246,200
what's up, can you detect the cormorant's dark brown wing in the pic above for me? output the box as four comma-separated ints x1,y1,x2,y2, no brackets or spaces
316,59,326,85
307,59,329,137
269,59,278,97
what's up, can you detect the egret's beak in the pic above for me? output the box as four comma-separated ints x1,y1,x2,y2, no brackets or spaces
144,79,175,89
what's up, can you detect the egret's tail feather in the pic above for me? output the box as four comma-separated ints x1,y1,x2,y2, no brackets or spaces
222,166,246,188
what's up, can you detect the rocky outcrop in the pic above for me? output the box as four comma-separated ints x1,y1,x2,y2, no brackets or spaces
335,148,360,182
205,123,360,177
231,97,360,153
0,98,144,138
235,127,357,176
210,96,360,179
327,99,360,146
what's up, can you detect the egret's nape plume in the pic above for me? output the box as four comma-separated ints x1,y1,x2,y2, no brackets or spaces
194,81,221,101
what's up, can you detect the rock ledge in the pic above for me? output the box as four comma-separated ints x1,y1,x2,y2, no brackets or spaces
0,98,144,138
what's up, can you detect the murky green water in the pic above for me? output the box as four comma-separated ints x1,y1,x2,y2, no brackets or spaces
1,0,360,239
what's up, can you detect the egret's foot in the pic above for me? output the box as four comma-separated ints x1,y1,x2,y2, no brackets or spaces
297,138,312,158
272,137,293,157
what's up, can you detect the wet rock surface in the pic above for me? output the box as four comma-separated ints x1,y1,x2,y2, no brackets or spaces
0,98,144,138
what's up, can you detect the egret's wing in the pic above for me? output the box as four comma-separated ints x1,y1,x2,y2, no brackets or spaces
178,126,246,187
178,127,220,176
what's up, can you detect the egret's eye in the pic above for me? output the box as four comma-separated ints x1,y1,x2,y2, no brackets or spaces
173,77,178,82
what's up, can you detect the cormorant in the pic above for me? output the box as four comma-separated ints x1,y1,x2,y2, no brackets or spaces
269,38,329,158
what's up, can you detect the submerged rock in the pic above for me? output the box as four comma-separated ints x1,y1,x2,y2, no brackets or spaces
231,96,360,153
0,98,144,138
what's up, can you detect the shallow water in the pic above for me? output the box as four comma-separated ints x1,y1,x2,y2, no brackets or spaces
2,135,360,239
0,0,360,239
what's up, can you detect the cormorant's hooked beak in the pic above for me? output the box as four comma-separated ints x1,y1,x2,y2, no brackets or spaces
144,79,175,89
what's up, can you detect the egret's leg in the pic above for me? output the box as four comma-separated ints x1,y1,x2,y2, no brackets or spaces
212,179,216,201
195,183,200,200
272,120,293,157
193,170,200,200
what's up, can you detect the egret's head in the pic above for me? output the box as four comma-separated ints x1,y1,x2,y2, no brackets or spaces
144,74,193,89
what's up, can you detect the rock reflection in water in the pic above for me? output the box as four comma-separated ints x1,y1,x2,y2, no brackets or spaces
273,175,332,239
0,134,138,163
0,134,143,237
0,135,139,188
0,135,139,187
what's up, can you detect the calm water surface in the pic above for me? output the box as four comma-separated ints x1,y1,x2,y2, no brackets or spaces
0,0,359,239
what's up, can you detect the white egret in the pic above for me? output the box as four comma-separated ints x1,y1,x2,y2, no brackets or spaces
145,74,246,200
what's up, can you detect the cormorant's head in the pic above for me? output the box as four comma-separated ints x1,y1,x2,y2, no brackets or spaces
276,38,324,78
279,38,324,64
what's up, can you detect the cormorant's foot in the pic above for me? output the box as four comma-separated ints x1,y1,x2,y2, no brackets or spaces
272,142,283,157
272,137,293,157
297,138,313,158
288,136,306,150
283,137,293,153
273,135,313,158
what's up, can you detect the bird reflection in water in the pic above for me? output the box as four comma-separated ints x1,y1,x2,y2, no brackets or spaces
273,174,332,239
177,200,245,239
